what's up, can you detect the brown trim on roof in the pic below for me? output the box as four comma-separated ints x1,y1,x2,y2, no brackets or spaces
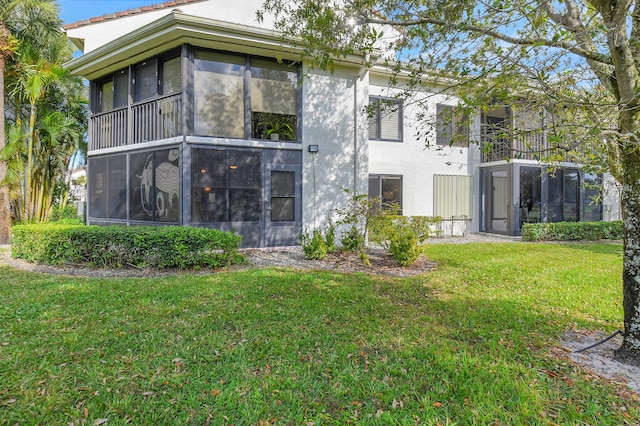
63,0,207,30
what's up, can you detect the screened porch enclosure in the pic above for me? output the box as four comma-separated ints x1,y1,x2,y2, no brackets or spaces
480,163,603,236
88,147,302,247
86,45,303,247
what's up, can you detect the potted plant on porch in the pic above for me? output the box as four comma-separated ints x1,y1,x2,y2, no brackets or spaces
264,116,295,141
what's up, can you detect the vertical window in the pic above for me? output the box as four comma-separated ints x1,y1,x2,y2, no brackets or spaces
99,81,114,113
191,148,262,223
436,104,469,146
88,155,126,219
519,167,541,226
135,60,157,102
563,169,579,222
229,151,262,222
162,56,182,95
583,173,602,222
369,174,403,213
129,149,180,222
368,97,402,141
113,70,129,108
271,171,295,221
251,60,298,141
194,52,246,138
547,168,580,222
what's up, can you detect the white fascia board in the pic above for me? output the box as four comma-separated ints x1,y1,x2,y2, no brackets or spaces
66,12,379,80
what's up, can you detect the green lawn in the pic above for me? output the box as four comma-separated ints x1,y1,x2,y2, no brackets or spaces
0,242,634,425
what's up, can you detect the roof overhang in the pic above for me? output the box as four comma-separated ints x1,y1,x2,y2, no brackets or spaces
65,11,379,80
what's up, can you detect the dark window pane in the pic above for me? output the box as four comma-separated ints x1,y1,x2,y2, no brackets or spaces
583,173,602,221
230,189,261,221
154,149,181,222
229,151,261,189
108,155,127,219
272,171,294,196
564,169,579,221
369,174,402,214
194,52,245,137
191,149,227,223
519,167,541,226
382,176,402,212
88,155,126,219
271,171,294,222
114,70,129,108
547,170,563,222
162,57,181,95
100,81,113,112
271,198,294,221
368,97,401,141
251,60,298,141
229,152,261,221
135,61,157,101
191,148,263,223
368,174,381,198
88,157,107,217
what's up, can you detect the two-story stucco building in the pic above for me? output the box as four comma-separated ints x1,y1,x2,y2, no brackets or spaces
64,0,620,247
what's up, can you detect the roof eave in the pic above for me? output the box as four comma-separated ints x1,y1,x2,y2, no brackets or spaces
65,12,378,80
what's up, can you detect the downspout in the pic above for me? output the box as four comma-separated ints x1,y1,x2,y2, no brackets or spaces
353,75,358,192
353,54,370,192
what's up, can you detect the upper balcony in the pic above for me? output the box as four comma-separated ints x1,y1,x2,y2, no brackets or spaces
480,106,556,163
90,93,183,151
88,48,299,152
480,127,549,163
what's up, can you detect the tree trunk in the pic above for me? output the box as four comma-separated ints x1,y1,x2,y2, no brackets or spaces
615,155,640,366
0,24,10,244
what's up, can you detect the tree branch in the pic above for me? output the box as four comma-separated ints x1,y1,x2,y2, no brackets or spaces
361,11,613,65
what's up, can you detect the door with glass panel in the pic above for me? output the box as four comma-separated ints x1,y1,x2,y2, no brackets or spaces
265,167,301,246
488,168,511,234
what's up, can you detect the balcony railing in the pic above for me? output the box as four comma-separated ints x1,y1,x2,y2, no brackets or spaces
481,127,550,163
90,93,183,151
90,107,128,151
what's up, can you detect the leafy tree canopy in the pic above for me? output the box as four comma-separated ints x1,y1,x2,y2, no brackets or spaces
259,0,640,364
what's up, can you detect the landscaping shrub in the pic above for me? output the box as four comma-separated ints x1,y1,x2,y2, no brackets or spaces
521,220,623,241
340,225,365,252
11,224,244,269
368,215,441,246
301,229,328,260
389,226,421,266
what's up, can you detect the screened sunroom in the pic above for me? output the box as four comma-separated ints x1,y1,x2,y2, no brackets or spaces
86,44,303,247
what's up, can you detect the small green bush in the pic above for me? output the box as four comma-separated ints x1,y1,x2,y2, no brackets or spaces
388,223,422,267
49,204,79,222
368,215,441,246
11,224,244,269
521,221,623,242
301,229,328,260
341,226,365,252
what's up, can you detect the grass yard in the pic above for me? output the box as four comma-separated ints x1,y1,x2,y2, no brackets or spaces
0,242,635,424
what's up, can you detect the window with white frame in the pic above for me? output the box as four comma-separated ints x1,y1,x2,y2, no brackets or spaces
436,104,469,146
368,97,402,142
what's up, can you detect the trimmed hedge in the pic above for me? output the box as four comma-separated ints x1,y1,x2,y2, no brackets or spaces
11,224,245,269
521,221,623,242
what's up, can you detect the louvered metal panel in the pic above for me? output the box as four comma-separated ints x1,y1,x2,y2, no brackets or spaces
433,174,473,219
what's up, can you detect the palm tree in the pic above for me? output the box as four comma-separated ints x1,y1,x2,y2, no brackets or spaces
0,0,60,243
3,23,86,223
